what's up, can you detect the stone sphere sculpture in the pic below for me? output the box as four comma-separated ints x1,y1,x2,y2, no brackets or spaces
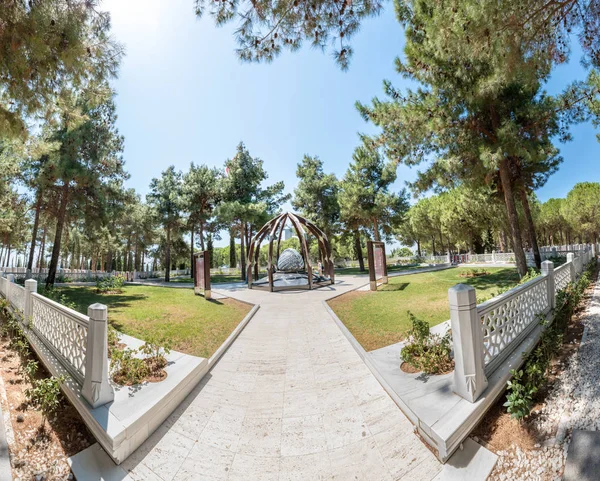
277,248,304,272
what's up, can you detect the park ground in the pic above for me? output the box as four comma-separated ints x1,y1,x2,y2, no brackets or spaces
165,264,420,284
328,266,520,351
50,285,251,358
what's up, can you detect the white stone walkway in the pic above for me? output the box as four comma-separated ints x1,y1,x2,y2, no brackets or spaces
120,276,442,481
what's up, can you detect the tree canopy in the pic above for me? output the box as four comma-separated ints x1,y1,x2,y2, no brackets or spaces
0,1,123,139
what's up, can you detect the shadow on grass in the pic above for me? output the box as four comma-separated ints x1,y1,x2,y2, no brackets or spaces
206,298,224,305
461,269,520,291
56,289,149,315
380,282,409,292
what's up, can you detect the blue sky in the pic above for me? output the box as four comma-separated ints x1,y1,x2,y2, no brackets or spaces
104,0,599,246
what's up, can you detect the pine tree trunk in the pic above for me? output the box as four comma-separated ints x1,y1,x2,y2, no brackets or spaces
125,236,132,272
107,250,113,273
354,231,365,272
373,219,381,242
417,239,421,257
134,237,140,271
199,220,205,250
27,190,42,272
432,235,436,256
6,243,11,268
38,225,47,269
190,224,195,280
46,183,69,287
498,158,528,277
240,222,246,281
165,226,171,282
519,187,541,269
229,232,236,268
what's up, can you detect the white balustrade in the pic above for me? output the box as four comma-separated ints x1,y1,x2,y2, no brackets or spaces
451,244,597,403
554,263,572,294
9,282,25,314
0,276,113,407
478,275,550,375
30,293,88,384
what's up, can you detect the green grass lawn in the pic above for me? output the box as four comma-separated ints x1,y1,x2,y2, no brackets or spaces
335,264,423,276
167,273,267,284
50,285,251,358
328,266,520,352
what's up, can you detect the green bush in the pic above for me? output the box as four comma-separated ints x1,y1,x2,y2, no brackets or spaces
40,287,77,310
111,348,150,385
25,375,66,427
138,335,171,373
96,275,125,293
400,312,453,374
519,267,540,284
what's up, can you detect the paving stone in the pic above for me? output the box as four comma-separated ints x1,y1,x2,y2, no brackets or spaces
564,430,600,481
81,275,446,480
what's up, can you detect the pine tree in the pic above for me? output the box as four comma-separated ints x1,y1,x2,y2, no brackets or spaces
218,142,289,280
0,1,123,139
339,138,409,243
355,1,584,276
292,155,340,240
45,87,126,287
147,167,184,283
563,183,600,244
182,163,222,278
194,0,383,69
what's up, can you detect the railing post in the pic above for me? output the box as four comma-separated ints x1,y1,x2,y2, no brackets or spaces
82,303,114,408
567,253,576,281
24,279,37,325
449,284,488,403
541,260,555,311
6,275,14,304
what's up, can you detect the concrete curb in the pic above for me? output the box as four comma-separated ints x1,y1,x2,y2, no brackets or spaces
207,303,260,370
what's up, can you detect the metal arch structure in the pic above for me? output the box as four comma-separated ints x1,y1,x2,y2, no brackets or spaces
246,212,335,291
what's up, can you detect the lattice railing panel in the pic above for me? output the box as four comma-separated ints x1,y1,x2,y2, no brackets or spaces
30,294,87,384
494,253,515,262
9,283,25,313
480,277,549,374
554,264,571,294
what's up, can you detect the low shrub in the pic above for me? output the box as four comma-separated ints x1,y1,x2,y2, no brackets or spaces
519,267,540,284
96,275,125,294
138,335,171,373
459,268,490,278
25,375,67,427
546,255,567,266
111,348,150,385
110,333,171,385
107,325,121,359
400,312,453,374
40,287,77,310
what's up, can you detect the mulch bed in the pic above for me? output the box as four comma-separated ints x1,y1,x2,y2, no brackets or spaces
400,360,454,375
459,270,491,278
0,331,95,481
